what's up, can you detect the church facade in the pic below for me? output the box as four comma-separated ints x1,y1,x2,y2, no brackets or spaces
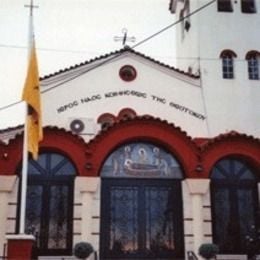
0,1,260,259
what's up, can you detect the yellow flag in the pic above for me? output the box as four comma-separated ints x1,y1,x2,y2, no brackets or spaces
22,41,42,160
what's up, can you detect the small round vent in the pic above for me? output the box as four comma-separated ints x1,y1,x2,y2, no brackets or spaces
70,119,85,133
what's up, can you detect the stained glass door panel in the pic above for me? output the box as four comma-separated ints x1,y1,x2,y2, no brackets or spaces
101,179,184,259
110,186,138,255
48,185,70,250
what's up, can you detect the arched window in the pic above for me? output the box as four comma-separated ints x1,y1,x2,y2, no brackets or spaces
100,142,184,259
246,51,260,80
220,50,237,79
19,152,76,256
211,158,259,255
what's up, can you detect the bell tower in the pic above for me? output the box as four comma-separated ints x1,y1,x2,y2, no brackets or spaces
169,0,260,137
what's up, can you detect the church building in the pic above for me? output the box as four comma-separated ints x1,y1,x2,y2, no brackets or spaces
0,1,259,259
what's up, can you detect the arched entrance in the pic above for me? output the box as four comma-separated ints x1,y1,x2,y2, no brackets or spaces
20,152,76,256
100,142,185,259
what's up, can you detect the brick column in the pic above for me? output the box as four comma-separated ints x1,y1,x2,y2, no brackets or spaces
6,234,35,260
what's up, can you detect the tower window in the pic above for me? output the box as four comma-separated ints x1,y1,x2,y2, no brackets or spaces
246,51,260,80
241,0,256,13
220,50,237,79
223,56,234,79
217,0,233,12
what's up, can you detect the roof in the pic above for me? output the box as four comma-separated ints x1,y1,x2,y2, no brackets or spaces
200,131,260,152
40,46,199,81
0,125,24,143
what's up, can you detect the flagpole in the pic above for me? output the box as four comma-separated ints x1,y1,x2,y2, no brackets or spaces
19,0,37,235
19,105,29,234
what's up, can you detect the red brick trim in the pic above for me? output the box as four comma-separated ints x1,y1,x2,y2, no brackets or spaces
117,108,137,121
86,117,199,178
1,122,259,180
201,135,260,178
0,127,87,176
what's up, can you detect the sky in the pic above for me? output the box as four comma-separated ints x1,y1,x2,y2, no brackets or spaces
0,0,177,129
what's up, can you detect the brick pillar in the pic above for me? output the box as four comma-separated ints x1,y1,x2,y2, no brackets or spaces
6,234,35,260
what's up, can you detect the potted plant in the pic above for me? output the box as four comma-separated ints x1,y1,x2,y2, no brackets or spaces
74,242,94,260
198,243,219,260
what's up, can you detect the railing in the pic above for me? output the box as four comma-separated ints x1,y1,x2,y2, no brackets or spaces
187,250,199,260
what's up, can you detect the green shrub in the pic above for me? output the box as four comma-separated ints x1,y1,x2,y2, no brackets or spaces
198,243,219,259
74,242,94,259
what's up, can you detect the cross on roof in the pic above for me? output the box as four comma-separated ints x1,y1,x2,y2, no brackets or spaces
114,28,136,46
24,0,38,16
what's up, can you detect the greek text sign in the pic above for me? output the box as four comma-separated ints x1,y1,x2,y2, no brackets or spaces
56,90,206,120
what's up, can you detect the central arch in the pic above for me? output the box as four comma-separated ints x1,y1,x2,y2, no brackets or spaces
100,141,185,259
85,116,199,178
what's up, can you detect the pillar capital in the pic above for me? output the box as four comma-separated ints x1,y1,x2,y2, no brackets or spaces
0,176,17,192
75,176,100,193
184,178,210,195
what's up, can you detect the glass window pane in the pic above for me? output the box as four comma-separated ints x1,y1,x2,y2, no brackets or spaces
48,186,69,249
248,57,259,80
28,161,44,175
25,185,43,237
212,187,231,251
109,186,138,256
238,188,256,252
28,153,76,176
145,186,175,254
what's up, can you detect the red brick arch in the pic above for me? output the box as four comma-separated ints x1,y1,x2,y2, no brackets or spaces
85,116,200,178
0,127,88,176
201,133,260,178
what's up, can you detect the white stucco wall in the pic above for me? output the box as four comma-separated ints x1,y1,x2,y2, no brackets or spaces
41,53,208,139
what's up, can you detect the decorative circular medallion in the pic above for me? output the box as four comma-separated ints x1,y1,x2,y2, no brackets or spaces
119,65,137,82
